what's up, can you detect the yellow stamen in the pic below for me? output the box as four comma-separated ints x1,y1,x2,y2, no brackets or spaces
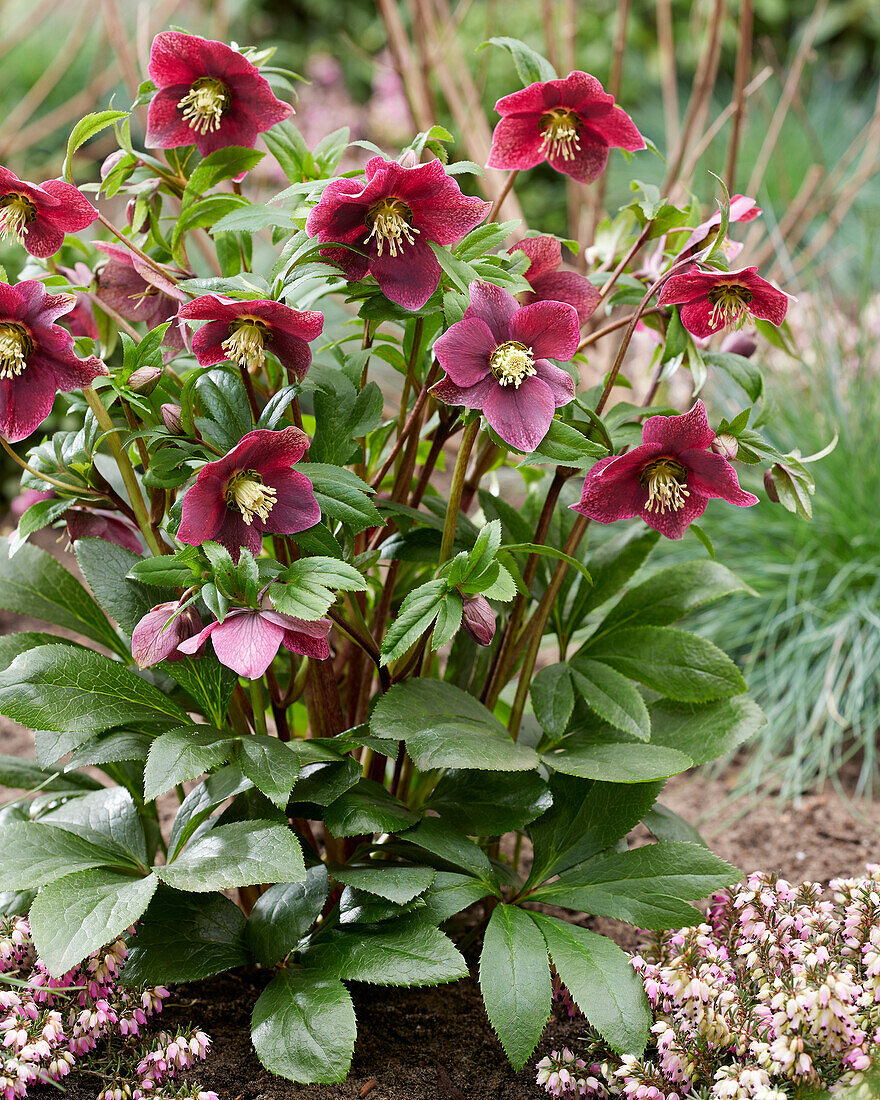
707,285,753,331
489,341,536,389
221,320,267,373
366,198,419,258
177,77,229,135
541,109,581,161
226,471,277,526
0,324,31,381
0,194,37,245
641,458,690,514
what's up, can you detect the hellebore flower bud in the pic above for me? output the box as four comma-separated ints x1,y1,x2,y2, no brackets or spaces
398,149,419,169
126,198,150,234
100,150,127,179
763,468,780,503
720,331,758,358
462,595,495,646
128,364,163,394
161,403,185,435
132,601,203,668
711,433,738,461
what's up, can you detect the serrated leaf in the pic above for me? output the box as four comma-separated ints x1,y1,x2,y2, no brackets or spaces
647,695,765,765
64,110,129,180
322,779,418,837
235,735,302,807
479,904,552,1070
332,865,435,904
419,872,492,924
542,736,692,783
530,664,575,738
569,659,651,741
144,727,235,802
0,821,136,890
269,557,366,621
380,579,447,664
0,754,102,794
303,463,383,532
304,918,467,986
40,786,148,867
159,820,305,892
426,770,552,834
483,36,556,83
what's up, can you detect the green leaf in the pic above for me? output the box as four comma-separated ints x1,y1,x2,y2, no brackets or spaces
704,351,763,402
584,627,747,701
543,736,692,783
594,560,752,634
576,527,660,618
251,969,356,1084
501,541,593,585
323,778,419,837
30,869,158,977
402,818,498,886
304,918,467,986
531,913,650,1055
482,36,557,83
0,821,136,889
0,644,189,740
160,820,305,892
530,664,575,738
371,679,540,772
0,538,121,654
246,866,330,967
380,579,447,664
431,591,463,650
425,770,552,834
332,865,435,904
127,554,199,588
74,538,168,634
182,147,265,207
167,765,252,858
64,110,129,180
479,904,552,1070
211,202,293,233
642,803,708,848
40,786,148,867
144,727,235,802
287,758,360,809
195,369,254,451
419,871,492,923
647,695,765,765
530,842,738,929
235,735,302,808
527,775,663,886
7,498,71,554
303,463,383,533
121,886,248,984
569,659,651,741
0,631,82,672
270,557,366,621
522,418,607,466
0,754,102,794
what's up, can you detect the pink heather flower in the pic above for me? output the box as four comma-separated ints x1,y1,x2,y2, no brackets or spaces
132,602,203,668
178,608,331,677
572,400,758,539
94,242,187,349
305,155,490,311
0,168,97,258
462,595,495,646
178,294,324,380
430,281,579,452
509,235,599,323
177,427,320,559
66,508,143,555
487,70,645,183
0,280,106,443
677,194,762,259
145,31,292,156
657,265,791,340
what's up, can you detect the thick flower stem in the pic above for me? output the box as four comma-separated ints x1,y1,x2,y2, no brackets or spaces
488,170,519,222
438,418,480,565
238,363,260,423
82,387,164,557
249,677,268,736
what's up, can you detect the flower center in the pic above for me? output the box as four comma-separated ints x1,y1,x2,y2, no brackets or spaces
0,194,37,244
365,198,419,258
221,320,268,373
489,341,536,389
226,470,277,526
640,458,690,514
177,77,230,135
541,109,582,161
0,324,32,381
707,285,753,330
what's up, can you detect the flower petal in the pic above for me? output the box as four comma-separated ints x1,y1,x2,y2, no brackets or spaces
527,270,600,323
571,456,646,524
482,374,555,452
369,234,441,310
681,448,759,507
532,359,575,407
678,298,719,339
177,472,228,548
511,235,562,280
463,282,519,343
657,265,719,307
510,299,580,360
429,374,497,411
432,318,495,386
225,426,311,472
486,114,547,172
208,611,286,678
261,468,321,534
641,491,709,540
642,401,715,451
548,135,609,183
38,180,98,232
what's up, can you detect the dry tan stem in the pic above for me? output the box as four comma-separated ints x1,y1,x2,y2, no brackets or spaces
725,0,754,189
100,0,142,100
656,0,679,152
586,0,630,242
0,0,61,63
750,164,823,270
745,0,828,197
540,0,560,73
377,0,434,131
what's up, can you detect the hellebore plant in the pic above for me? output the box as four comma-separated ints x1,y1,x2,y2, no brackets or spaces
0,26,817,1094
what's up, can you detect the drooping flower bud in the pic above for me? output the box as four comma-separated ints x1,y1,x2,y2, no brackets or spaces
763,468,779,503
720,331,758,358
132,601,203,668
66,508,143,555
128,364,163,394
100,151,127,179
161,403,185,435
125,198,150,234
398,149,419,169
462,595,495,646
711,433,738,461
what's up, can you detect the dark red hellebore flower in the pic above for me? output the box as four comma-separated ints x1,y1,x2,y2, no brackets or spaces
509,235,599,323
0,167,97,258
657,264,791,340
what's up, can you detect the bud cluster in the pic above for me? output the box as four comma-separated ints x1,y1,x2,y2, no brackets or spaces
0,917,216,1100
536,866,880,1099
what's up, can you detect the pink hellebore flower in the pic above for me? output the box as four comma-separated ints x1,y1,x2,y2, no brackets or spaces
0,280,106,443
508,235,599,323
305,155,490,311
177,608,331,678
94,243,187,349
677,194,761,260
177,427,320,559
572,400,758,540
430,282,579,453
178,294,324,380
66,508,143,555
131,602,203,668
0,167,97,258
145,31,292,156
487,71,645,184
658,264,791,340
